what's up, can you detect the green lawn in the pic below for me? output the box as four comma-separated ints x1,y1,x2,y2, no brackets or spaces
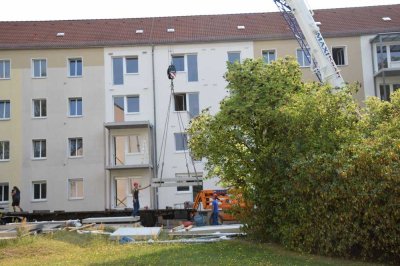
0,231,383,266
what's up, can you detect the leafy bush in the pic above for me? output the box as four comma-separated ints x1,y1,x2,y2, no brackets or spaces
188,58,400,263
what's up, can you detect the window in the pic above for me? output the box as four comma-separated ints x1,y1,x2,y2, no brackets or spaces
69,98,82,116
379,84,400,102
296,49,311,67
187,54,198,82
126,57,138,74
0,60,10,79
172,55,185,71
390,45,400,62
68,179,84,199
33,181,46,200
33,99,47,118
262,50,276,64
332,47,346,66
33,140,46,159
128,135,142,153
69,138,83,157
175,173,201,193
113,96,125,122
112,57,124,85
376,45,388,70
228,52,241,64
112,56,140,85
171,54,198,82
174,94,187,112
174,92,199,118
68,58,82,77
0,141,10,161
177,186,190,192
174,133,188,151
32,59,47,78
0,183,9,202
0,100,10,119
127,96,139,113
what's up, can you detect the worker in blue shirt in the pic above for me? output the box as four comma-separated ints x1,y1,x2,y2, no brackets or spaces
211,193,219,225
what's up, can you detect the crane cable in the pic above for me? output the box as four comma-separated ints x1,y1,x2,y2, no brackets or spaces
157,63,200,184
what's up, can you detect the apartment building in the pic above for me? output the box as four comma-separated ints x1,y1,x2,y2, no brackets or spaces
0,4,399,212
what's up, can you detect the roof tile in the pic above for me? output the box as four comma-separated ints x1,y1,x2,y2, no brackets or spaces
0,4,399,49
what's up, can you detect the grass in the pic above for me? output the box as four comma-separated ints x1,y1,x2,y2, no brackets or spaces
0,231,384,266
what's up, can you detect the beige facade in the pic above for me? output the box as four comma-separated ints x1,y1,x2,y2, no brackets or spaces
1,48,106,212
0,53,23,209
253,36,366,103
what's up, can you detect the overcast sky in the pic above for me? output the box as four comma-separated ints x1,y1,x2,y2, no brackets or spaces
3,0,400,21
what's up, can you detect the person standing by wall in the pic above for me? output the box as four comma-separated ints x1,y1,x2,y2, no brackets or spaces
11,186,23,212
131,182,150,217
211,192,219,225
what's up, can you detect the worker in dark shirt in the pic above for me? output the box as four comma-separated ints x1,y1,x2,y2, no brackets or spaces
11,186,23,212
131,182,150,217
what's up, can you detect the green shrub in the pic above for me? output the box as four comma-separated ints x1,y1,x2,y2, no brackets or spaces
188,58,400,264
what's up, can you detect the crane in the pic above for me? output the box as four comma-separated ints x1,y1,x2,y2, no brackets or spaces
274,0,345,88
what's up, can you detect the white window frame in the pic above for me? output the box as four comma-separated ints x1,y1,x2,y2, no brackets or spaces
32,181,47,201
32,139,46,160
68,137,83,158
125,56,139,74
171,54,186,72
0,183,9,203
32,99,47,118
174,93,188,112
126,95,140,114
175,173,201,194
32,58,47,78
68,97,83,117
127,135,143,154
296,48,311,67
262,49,277,64
68,178,84,200
174,132,189,152
378,83,400,101
227,51,241,64
68,57,83,77
0,141,10,161
374,42,400,70
0,59,11,79
331,46,348,66
0,100,10,120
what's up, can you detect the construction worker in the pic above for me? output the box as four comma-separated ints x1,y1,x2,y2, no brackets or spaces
211,193,219,225
131,182,150,217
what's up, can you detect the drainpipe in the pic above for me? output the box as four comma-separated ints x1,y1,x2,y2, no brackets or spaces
151,44,159,209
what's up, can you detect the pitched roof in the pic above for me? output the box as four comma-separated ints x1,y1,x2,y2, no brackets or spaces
0,4,399,49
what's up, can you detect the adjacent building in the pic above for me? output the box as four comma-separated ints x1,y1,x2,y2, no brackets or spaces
0,4,399,212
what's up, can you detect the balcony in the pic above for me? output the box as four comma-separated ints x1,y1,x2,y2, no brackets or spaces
105,121,154,170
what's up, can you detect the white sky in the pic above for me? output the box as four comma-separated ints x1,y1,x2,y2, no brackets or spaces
3,0,400,21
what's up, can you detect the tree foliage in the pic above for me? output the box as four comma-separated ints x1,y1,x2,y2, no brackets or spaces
187,57,400,263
